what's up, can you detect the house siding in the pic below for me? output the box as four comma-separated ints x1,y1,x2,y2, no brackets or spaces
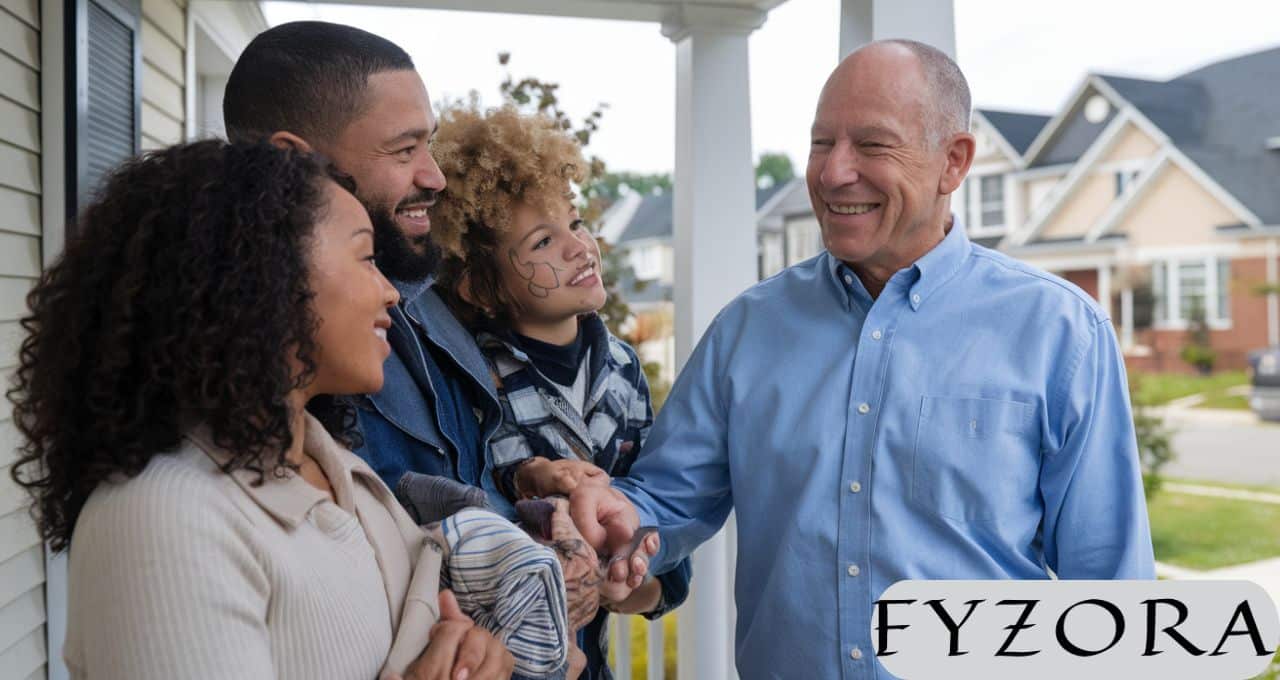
1105,124,1159,162
141,0,186,150
1038,167,1115,241
1038,123,1161,242
0,0,48,678
1116,164,1241,248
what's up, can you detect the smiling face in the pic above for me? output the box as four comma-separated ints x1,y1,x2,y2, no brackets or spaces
497,198,606,343
305,181,400,397
321,69,445,282
806,43,972,276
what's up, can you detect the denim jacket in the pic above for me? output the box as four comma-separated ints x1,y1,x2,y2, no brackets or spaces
480,314,691,680
354,279,514,519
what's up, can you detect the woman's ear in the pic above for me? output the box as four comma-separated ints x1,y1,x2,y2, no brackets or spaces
268,131,314,153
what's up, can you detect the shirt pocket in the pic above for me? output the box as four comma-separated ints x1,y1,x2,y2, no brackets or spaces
911,396,1039,523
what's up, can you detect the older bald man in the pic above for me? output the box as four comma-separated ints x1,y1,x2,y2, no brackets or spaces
571,39,1154,678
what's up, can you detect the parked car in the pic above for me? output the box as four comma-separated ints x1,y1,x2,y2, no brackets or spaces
1248,347,1280,421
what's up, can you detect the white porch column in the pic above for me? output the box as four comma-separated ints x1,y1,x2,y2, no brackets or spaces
1098,265,1112,316
1121,288,1135,350
661,6,764,679
840,0,958,59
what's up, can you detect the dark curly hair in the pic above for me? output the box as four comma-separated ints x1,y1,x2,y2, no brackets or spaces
7,139,360,552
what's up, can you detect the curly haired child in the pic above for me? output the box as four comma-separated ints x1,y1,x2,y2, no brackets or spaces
429,105,691,680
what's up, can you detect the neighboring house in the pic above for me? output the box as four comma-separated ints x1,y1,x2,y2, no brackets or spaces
1003,46,1280,372
0,2,267,678
955,109,1051,248
606,182,791,383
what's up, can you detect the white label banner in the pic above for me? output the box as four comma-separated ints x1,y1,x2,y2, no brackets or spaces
874,580,1279,679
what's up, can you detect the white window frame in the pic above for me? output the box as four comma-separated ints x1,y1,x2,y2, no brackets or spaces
1151,255,1232,330
1114,169,1140,197
963,171,1010,236
978,174,1005,229
628,243,663,281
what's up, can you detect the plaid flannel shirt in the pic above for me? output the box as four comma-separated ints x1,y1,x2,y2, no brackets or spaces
479,314,690,680
482,314,652,489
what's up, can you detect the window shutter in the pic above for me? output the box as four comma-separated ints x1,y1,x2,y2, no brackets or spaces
84,2,138,200
67,0,141,224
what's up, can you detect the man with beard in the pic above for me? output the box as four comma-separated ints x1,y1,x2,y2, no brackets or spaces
224,21,512,519
221,22,652,680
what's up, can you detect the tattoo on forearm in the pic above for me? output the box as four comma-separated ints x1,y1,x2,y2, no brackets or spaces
508,249,564,298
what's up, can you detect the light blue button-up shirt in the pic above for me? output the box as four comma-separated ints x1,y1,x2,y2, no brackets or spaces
614,223,1155,679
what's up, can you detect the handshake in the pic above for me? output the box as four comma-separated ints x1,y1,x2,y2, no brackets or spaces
513,458,661,606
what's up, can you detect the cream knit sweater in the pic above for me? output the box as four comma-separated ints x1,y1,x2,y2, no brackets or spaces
63,414,443,679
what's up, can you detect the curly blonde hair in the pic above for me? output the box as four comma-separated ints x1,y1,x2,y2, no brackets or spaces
430,105,586,258
430,105,588,329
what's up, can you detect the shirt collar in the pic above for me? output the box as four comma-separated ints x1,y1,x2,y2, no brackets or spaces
825,214,972,312
906,215,972,311
390,274,435,306
478,313,615,371
185,412,382,529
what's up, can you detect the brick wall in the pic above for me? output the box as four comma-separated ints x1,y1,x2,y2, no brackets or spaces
1124,255,1274,373
1062,268,1099,301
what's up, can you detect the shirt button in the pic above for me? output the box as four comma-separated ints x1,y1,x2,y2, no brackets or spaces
843,274,853,285
847,563,860,577
911,293,922,305
857,402,870,414
871,329,883,340
850,647,863,660
849,481,862,493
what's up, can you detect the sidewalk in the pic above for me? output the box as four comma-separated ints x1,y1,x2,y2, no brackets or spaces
1156,557,1280,613
1148,387,1277,427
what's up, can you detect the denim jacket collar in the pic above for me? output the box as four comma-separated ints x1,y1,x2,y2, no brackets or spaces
366,282,500,452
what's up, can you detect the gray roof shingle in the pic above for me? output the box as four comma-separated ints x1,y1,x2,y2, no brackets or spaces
1098,46,1280,224
616,184,791,245
978,109,1051,155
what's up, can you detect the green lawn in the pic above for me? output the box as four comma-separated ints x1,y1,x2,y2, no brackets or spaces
1131,370,1248,406
1194,392,1251,410
1149,491,1280,569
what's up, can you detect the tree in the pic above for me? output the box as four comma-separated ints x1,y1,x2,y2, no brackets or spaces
1130,378,1176,500
1179,297,1216,374
755,151,795,189
591,172,671,202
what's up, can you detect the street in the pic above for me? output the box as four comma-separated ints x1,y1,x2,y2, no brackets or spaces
1159,414,1280,488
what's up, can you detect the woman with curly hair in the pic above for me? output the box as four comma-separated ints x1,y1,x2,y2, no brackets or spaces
7,140,512,680
428,106,690,680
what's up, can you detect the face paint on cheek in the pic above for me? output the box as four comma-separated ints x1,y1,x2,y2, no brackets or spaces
508,249,565,299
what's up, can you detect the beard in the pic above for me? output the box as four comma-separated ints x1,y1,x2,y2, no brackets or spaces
366,200,442,284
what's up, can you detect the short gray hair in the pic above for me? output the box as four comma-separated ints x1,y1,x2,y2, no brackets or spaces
880,39,971,147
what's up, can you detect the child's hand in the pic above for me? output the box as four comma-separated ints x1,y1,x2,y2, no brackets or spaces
515,458,608,498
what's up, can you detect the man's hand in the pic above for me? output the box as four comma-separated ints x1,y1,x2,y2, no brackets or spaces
390,590,514,680
568,484,659,602
515,458,608,498
541,497,602,630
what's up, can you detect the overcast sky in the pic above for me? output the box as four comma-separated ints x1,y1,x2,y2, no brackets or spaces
262,0,1280,174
